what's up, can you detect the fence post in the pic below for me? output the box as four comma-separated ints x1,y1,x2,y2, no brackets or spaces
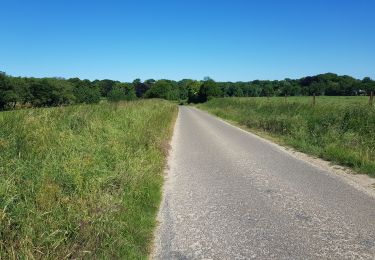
370,91,374,106
313,93,316,106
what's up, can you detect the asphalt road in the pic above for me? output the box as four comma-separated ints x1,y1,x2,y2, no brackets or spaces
153,106,375,259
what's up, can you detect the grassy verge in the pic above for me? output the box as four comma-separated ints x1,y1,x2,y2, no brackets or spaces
0,100,177,259
197,97,375,177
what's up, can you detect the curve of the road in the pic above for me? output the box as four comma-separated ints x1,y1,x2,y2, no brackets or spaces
153,106,375,259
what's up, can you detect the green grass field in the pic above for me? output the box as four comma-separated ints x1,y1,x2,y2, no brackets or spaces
0,100,177,259
198,96,375,177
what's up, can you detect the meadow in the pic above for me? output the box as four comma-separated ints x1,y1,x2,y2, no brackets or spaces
198,96,375,177
0,100,177,259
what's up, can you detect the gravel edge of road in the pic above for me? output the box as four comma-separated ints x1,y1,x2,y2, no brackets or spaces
150,107,181,259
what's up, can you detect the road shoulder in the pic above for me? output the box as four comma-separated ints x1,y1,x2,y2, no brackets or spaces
193,106,375,199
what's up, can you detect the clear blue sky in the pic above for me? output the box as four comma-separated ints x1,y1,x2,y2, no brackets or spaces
1,0,374,82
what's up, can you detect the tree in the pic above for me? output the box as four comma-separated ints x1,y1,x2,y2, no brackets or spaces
29,78,75,107
260,83,274,97
178,79,194,100
3,70,375,110
107,85,126,102
279,80,301,96
107,83,137,102
95,79,117,97
72,80,101,104
361,77,375,93
144,79,156,94
10,77,30,106
145,80,178,100
232,87,244,97
309,82,325,95
133,79,150,98
187,80,202,103
0,72,18,110
198,79,222,102
123,83,137,100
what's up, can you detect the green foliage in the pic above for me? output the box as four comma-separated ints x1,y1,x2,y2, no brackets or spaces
0,100,177,259
279,80,300,96
362,77,375,92
198,97,375,177
71,80,101,104
107,85,126,101
94,79,117,97
133,78,150,98
1,72,375,111
29,78,75,107
0,72,14,109
0,73,31,109
107,83,137,102
124,83,137,100
260,83,275,97
187,80,202,103
197,79,222,102
145,80,179,100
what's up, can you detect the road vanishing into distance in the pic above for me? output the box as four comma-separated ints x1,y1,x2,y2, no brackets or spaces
153,107,375,259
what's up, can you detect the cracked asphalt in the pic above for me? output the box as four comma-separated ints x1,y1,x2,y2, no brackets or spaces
152,106,375,259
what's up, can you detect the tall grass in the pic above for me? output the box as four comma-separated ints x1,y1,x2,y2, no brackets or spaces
198,97,375,177
0,100,177,259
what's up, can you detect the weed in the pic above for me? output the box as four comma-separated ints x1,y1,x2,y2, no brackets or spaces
0,100,177,259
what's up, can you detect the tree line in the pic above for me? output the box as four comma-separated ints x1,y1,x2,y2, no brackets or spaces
1,71,374,110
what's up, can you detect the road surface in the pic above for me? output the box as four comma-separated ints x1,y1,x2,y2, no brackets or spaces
153,106,375,259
